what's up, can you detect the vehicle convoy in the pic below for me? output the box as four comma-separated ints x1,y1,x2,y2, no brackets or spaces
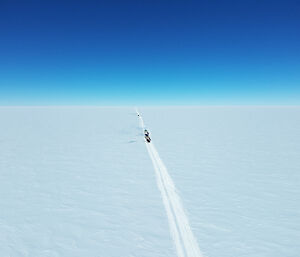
144,129,151,143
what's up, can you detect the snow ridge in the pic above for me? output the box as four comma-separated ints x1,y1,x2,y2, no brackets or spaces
136,109,204,257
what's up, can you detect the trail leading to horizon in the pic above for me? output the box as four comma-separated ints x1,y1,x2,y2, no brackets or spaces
136,109,204,257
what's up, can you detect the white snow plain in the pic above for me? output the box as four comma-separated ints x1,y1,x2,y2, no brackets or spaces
0,106,299,257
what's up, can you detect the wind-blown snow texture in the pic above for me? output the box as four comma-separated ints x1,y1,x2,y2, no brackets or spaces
0,106,299,257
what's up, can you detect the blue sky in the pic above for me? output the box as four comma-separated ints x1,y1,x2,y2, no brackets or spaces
0,0,299,105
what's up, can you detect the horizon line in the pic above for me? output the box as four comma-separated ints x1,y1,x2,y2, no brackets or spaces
0,105,299,108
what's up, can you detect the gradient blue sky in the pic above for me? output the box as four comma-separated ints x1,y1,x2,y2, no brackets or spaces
0,0,299,105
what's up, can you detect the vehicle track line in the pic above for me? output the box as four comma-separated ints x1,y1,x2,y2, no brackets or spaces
136,109,204,257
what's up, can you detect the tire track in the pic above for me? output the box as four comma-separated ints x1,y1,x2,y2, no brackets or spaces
136,109,204,257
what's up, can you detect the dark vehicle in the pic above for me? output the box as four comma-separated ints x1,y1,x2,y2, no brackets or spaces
145,135,151,143
144,129,151,143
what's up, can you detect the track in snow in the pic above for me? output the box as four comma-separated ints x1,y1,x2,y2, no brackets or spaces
136,109,204,257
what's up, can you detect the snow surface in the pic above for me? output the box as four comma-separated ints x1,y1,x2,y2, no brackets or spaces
0,106,299,257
